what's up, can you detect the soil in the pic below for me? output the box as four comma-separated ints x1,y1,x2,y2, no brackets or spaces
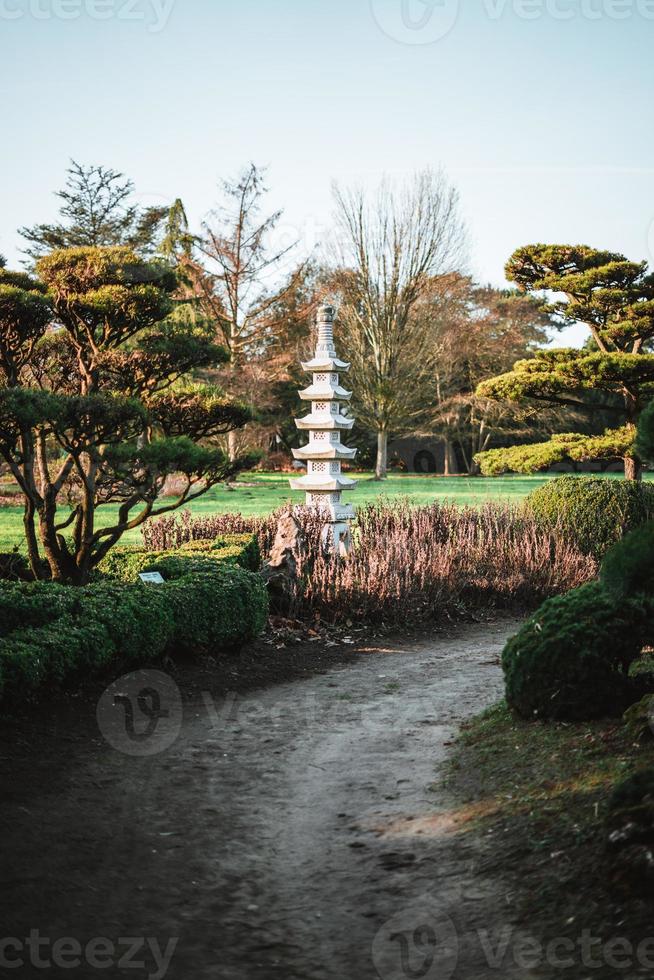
0,619,528,980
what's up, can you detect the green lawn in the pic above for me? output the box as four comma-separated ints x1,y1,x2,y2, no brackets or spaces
0,471,642,553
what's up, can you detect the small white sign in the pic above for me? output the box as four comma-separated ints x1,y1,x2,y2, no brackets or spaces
139,571,165,585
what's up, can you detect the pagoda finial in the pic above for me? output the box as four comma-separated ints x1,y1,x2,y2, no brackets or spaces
290,302,356,556
316,301,336,353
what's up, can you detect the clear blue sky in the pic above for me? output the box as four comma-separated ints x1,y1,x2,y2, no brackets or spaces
1,0,653,345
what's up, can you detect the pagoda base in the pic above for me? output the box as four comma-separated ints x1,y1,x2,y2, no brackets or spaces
321,520,352,557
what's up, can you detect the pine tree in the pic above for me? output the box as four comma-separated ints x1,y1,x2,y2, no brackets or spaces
475,245,654,480
20,161,168,259
0,247,252,583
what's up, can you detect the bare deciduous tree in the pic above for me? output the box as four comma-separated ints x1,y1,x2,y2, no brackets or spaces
186,164,309,459
331,170,467,479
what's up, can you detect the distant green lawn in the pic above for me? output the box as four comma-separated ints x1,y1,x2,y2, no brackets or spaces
0,471,643,553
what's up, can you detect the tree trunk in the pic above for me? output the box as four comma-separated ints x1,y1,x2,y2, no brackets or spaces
40,517,72,583
228,428,238,463
23,499,42,581
23,497,43,581
374,428,388,480
623,398,641,481
443,439,458,476
624,455,642,481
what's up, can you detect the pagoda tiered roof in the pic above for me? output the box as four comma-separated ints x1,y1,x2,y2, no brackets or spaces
290,301,356,555
292,441,357,462
298,381,352,401
289,474,356,493
301,355,350,372
295,411,354,431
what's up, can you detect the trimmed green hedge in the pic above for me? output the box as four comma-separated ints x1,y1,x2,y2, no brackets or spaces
507,416,654,724
0,535,267,700
98,532,261,580
525,475,654,560
601,521,654,600
502,581,653,720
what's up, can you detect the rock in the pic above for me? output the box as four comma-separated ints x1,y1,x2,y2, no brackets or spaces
260,511,306,614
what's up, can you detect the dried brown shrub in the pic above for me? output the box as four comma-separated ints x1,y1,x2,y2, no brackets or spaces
142,500,596,624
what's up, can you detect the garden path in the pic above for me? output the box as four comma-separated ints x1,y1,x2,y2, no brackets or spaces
1,621,530,980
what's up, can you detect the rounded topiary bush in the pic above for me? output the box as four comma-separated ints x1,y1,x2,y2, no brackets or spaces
502,581,652,720
525,475,654,560
601,521,654,600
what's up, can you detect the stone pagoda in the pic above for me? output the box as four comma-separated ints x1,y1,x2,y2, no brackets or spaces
290,302,356,555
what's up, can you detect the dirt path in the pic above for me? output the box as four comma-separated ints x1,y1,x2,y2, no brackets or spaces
1,621,525,980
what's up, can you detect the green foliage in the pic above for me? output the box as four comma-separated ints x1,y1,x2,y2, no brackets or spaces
502,581,653,720
507,409,654,726
20,161,169,259
525,475,654,559
0,244,254,583
0,619,117,693
99,321,229,396
476,244,654,477
98,532,260,581
37,246,176,346
601,522,654,599
104,436,232,486
160,198,194,260
0,537,267,700
477,349,654,403
0,267,52,386
79,581,176,662
151,383,251,439
0,284,51,376
178,533,261,571
598,397,654,601
0,552,30,581
476,426,636,476
622,696,654,742
505,244,654,348
0,581,79,634
636,401,654,462
165,566,267,656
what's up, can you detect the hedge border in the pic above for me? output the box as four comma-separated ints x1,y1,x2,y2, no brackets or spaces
0,534,267,700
